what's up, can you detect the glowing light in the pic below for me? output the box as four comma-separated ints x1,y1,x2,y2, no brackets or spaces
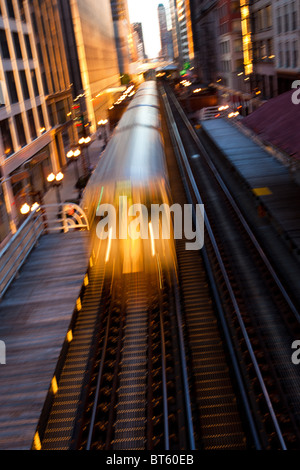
40,127,46,133
73,149,81,157
149,222,155,257
105,227,113,263
78,137,85,145
31,202,40,212
51,376,58,395
47,173,55,183
218,105,229,111
228,112,240,118
67,330,73,343
55,172,64,182
67,150,74,159
240,0,253,75
33,432,41,451
20,203,30,215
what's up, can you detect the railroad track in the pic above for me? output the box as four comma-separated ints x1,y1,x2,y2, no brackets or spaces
161,82,300,449
72,269,195,450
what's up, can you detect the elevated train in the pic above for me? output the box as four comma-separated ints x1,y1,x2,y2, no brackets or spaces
81,80,175,276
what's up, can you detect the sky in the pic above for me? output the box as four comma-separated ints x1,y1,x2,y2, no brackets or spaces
127,0,171,59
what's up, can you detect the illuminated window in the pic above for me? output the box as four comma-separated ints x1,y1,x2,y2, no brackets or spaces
0,119,13,156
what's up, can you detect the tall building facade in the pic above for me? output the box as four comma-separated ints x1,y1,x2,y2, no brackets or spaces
169,0,194,67
132,22,146,60
28,0,75,167
190,0,219,83
273,0,300,94
217,0,244,90
58,0,121,134
158,3,168,59
0,0,62,238
250,1,276,99
110,0,135,76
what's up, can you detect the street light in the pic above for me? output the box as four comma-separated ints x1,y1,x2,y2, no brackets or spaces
97,119,108,146
20,203,31,215
47,172,64,205
67,148,81,182
78,136,91,172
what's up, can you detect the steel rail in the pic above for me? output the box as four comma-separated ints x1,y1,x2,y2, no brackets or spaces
159,302,170,450
171,274,196,450
85,274,116,450
168,86,300,324
161,85,287,450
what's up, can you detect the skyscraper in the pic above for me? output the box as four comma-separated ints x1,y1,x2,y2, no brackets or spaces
169,0,194,66
58,0,121,133
132,22,146,60
110,0,136,76
158,3,168,59
0,0,63,233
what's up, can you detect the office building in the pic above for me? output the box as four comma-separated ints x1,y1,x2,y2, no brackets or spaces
0,0,60,236
132,22,146,60
169,0,194,67
58,0,121,133
110,0,136,76
273,0,300,94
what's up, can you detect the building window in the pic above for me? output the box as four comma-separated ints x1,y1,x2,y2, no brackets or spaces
19,70,30,100
0,185,10,243
56,100,67,124
293,41,298,68
12,32,22,59
24,34,33,59
47,103,55,127
265,5,272,29
0,29,10,59
14,113,26,147
277,10,282,34
284,5,289,32
0,119,14,156
291,2,297,30
5,0,15,19
37,105,45,130
5,71,19,104
27,109,37,140
286,43,290,67
267,38,273,58
0,81,5,107
30,69,39,96
279,43,283,67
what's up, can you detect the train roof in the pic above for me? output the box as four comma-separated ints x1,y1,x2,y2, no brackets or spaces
116,105,160,131
127,93,159,110
88,124,165,187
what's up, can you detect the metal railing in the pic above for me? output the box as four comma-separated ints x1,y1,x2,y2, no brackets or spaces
0,203,89,299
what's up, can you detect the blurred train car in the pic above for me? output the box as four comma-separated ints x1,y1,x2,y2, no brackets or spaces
81,80,175,277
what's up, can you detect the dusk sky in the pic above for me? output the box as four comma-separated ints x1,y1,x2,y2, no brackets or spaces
127,0,171,58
